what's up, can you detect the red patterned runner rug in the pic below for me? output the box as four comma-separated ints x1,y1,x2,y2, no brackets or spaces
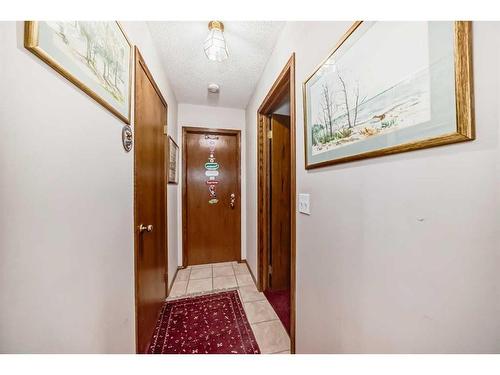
147,290,260,354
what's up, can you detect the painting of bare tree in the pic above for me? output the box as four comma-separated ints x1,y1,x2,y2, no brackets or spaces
25,21,132,123
303,21,474,169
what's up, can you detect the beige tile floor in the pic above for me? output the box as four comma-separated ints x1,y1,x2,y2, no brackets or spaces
168,261,290,354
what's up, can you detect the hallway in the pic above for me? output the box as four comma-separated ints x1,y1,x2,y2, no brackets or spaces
151,261,290,354
2,11,500,364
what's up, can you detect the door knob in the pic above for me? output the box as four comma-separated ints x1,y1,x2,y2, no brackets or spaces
139,224,153,233
230,193,236,208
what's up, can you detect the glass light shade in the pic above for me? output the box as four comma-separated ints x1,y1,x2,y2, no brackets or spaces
204,25,229,62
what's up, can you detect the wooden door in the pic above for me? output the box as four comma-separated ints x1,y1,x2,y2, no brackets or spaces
134,48,168,353
183,127,241,266
269,114,291,290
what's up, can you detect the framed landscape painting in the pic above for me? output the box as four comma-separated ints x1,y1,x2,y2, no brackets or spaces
303,21,474,169
25,21,132,124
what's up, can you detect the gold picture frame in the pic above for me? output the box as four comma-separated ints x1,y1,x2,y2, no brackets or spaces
302,21,475,169
24,21,132,124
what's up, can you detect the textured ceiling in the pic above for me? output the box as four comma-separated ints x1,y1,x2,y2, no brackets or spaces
147,21,285,109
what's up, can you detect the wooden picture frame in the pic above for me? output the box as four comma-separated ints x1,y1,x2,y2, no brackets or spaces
24,21,132,124
303,21,474,169
168,136,179,184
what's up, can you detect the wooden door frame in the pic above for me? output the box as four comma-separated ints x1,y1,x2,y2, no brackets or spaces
133,46,169,353
257,54,296,353
181,126,242,268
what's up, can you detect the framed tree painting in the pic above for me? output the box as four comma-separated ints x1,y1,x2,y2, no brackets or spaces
168,136,179,184
25,21,132,124
303,21,474,169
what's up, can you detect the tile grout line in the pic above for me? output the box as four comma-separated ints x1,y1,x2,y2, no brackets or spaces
184,277,190,295
170,263,253,299
184,267,192,295
250,317,281,326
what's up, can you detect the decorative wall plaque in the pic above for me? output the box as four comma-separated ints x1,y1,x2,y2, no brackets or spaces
122,125,133,152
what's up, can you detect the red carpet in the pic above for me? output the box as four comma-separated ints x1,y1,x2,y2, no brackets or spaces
148,290,260,354
263,289,290,334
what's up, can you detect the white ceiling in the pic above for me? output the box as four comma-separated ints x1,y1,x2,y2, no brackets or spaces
147,21,285,109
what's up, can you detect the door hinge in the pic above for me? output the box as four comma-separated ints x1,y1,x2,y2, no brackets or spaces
268,265,272,275
267,130,273,139
163,125,168,135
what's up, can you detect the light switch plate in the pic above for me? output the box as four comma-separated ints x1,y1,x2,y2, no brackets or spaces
298,193,311,215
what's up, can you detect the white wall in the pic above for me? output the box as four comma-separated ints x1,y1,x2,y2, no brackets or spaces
0,21,179,353
245,21,500,353
177,103,247,264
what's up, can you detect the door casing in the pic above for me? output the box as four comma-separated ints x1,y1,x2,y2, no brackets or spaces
257,53,296,353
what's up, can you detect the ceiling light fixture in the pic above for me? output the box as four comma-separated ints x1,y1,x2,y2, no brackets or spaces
204,21,229,62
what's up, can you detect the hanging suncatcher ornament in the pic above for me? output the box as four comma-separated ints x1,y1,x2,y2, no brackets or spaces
205,136,220,204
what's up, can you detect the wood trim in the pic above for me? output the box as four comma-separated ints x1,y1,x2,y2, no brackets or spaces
302,21,475,169
182,126,242,136
135,47,168,109
290,55,297,355
133,47,169,353
182,127,187,268
257,115,270,291
257,53,297,353
182,126,242,268
133,47,140,355
24,21,133,124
